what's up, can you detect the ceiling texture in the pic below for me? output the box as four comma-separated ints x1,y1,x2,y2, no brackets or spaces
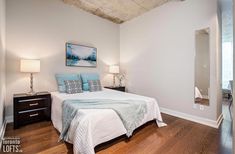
63,0,183,24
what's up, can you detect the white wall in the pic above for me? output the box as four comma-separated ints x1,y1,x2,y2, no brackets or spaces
5,0,120,117
216,1,223,119
0,0,6,128
120,0,222,120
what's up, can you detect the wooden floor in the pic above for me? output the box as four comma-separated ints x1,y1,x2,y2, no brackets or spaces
3,101,233,154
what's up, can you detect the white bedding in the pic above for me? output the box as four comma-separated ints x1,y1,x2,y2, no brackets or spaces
51,88,165,154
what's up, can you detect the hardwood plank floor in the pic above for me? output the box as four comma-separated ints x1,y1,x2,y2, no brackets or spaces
2,101,232,154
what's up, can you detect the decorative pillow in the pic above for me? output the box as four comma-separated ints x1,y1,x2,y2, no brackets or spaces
81,73,100,91
55,74,80,93
88,80,102,92
64,80,83,94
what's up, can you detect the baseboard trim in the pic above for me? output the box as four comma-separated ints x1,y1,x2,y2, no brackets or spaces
160,107,223,128
216,113,223,127
0,119,7,150
2,111,224,135
0,116,13,149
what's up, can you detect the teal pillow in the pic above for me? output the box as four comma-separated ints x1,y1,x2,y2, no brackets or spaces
81,73,100,91
55,74,80,93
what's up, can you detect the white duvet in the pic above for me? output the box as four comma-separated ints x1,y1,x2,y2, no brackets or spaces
51,88,165,154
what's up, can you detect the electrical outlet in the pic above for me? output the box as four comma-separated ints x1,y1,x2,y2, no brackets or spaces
193,104,197,109
199,105,204,110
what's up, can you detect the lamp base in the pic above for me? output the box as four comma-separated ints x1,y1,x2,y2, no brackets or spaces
112,74,116,87
26,91,37,96
27,73,37,95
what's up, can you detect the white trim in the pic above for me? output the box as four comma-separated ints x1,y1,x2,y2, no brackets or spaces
0,120,7,139
0,119,7,150
0,116,13,149
160,107,223,128
216,113,223,127
0,110,224,143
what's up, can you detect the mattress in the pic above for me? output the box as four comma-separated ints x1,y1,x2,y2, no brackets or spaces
51,88,164,154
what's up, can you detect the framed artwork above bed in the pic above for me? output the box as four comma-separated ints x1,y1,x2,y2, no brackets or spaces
66,43,97,67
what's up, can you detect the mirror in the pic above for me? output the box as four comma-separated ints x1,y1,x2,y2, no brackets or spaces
195,28,210,106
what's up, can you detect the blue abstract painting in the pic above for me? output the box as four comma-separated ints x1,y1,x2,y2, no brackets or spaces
66,43,97,67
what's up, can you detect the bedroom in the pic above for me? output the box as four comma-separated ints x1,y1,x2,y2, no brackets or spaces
0,0,233,153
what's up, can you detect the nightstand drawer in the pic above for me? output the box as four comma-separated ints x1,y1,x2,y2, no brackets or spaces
16,98,48,111
13,92,51,129
17,109,47,125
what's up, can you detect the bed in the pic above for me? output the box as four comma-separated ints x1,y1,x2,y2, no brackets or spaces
51,88,165,154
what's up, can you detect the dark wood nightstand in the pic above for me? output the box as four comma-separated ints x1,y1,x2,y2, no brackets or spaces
104,86,125,92
13,92,51,129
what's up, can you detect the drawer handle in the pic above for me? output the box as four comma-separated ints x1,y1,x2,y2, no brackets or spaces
29,103,39,106
19,98,46,103
29,113,39,117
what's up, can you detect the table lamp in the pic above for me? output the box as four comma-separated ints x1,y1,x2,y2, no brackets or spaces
20,59,40,95
109,65,119,87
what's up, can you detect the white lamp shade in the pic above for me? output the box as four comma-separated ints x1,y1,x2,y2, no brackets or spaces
109,65,119,74
20,59,40,73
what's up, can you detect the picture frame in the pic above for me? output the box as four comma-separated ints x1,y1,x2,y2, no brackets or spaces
66,42,97,67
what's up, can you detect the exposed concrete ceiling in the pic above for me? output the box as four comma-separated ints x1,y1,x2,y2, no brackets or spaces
63,0,183,24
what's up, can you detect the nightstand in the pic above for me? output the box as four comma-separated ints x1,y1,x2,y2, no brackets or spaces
104,86,125,92
13,92,51,129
